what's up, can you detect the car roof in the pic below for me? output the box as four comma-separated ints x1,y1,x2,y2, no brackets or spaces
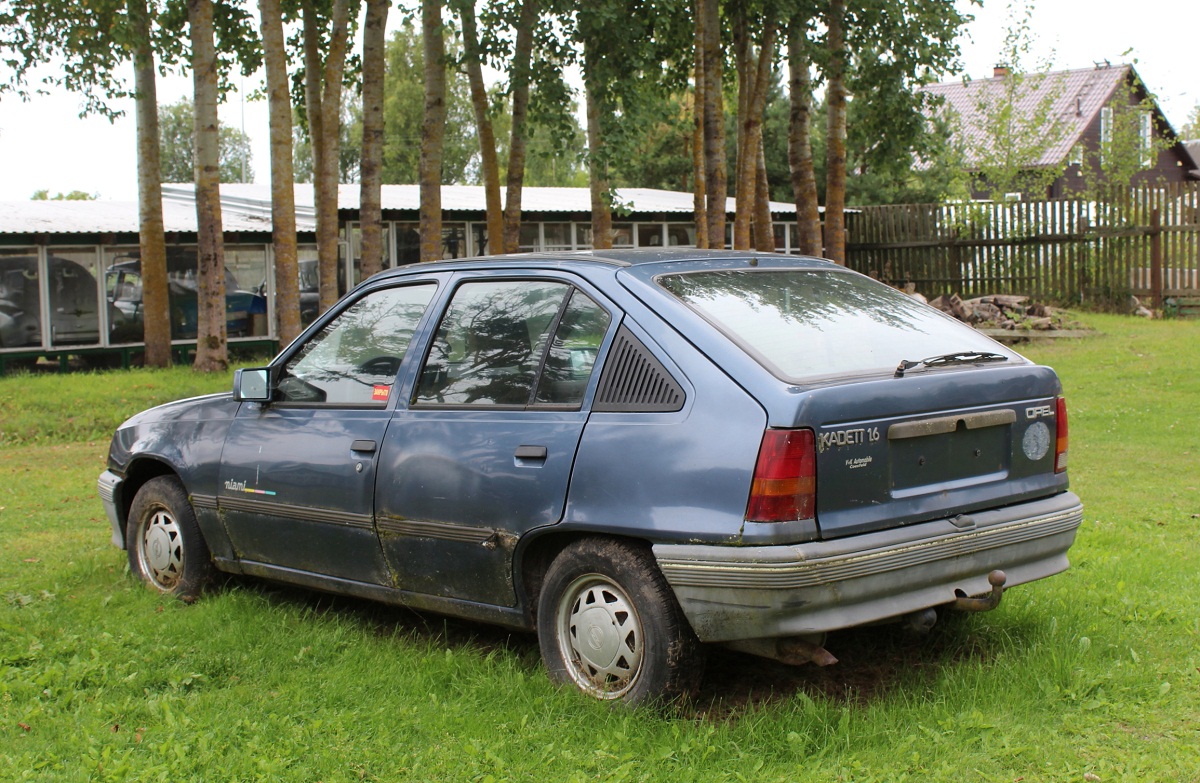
373,248,840,279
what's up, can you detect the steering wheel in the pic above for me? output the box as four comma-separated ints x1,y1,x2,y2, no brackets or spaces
357,356,402,377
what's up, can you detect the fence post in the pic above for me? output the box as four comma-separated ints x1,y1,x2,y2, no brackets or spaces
1150,207,1163,311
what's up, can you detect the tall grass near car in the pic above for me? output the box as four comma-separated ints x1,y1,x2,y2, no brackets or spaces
1,316,1197,781
0,366,235,446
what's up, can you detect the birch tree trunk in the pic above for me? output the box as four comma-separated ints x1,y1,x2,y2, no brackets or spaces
753,129,774,252
360,0,388,276
419,0,446,263
188,0,228,372
305,0,351,312
732,15,775,251
699,0,726,249
691,1,708,249
128,0,171,367
302,0,324,285
787,17,823,256
732,13,750,250
823,0,847,264
583,39,612,250
259,0,301,345
501,0,538,253
455,0,503,254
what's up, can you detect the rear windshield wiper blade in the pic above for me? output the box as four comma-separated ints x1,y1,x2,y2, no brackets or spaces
895,351,1009,377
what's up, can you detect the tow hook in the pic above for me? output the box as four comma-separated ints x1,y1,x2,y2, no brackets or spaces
952,569,1007,612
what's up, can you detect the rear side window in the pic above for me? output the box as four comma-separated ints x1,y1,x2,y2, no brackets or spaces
658,269,1019,380
414,280,610,407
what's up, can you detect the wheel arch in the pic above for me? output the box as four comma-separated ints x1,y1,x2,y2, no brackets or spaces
113,458,180,549
514,529,658,627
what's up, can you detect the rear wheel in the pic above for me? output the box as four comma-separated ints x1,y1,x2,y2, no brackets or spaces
537,538,703,705
127,476,213,601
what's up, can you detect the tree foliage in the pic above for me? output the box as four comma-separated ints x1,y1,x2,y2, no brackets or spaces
30,189,98,200
1182,103,1200,140
3,0,981,288
158,98,254,183
381,19,475,184
1071,80,1175,201
293,99,361,182
957,1,1069,200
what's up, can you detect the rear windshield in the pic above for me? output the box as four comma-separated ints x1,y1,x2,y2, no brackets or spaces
657,269,1020,380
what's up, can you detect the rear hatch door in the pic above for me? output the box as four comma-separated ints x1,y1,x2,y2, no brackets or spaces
636,258,1068,539
801,366,1066,538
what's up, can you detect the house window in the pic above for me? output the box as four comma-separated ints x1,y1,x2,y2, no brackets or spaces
1069,144,1083,167
1100,106,1113,163
1139,111,1153,168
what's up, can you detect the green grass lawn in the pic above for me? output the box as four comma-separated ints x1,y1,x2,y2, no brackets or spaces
2,315,1198,782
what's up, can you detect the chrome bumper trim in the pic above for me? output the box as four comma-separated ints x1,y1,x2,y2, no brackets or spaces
657,504,1083,590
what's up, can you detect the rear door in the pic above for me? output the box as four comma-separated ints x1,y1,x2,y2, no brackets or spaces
375,274,615,605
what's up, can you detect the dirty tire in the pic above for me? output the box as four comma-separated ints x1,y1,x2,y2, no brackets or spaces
127,476,213,601
537,538,703,705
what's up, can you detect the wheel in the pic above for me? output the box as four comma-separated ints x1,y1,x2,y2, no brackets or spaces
126,476,213,601
537,538,703,705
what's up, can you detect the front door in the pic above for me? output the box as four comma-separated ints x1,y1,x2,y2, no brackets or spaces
219,282,438,583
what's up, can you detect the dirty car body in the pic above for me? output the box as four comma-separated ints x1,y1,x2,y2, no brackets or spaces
98,249,1082,704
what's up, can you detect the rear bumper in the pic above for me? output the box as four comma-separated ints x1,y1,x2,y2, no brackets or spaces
653,492,1083,643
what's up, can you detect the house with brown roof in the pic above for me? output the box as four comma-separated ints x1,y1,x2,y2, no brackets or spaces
923,62,1199,200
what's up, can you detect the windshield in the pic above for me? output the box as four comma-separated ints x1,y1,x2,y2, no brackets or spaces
657,268,1021,381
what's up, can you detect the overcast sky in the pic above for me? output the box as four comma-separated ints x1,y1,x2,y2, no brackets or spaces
0,0,1196,202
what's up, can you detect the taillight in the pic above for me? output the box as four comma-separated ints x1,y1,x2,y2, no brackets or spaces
746,429,816,523
1054,396,1069,473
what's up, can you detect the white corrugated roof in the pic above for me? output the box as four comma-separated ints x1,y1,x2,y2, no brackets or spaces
1,183,798,236
212,183,799,215
0,196,295,234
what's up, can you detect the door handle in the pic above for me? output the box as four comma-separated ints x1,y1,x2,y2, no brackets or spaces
514,445,547,460
351,439,378,454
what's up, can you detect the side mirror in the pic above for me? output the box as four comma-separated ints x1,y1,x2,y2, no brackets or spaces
233,367,272,402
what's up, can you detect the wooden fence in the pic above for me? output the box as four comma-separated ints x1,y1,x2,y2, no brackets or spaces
844,182,1200,309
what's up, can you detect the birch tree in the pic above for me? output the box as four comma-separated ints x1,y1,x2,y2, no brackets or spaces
452,0,504,253
258,0,301,345
359,0,388,275
500,0,538,253
822,0,847,263
129,0,174,366
188,0,228,371
419,0,446,263
731,5,777,250
303,0,354,312
1,0,177,364
697,0,726,248
787,15,821,255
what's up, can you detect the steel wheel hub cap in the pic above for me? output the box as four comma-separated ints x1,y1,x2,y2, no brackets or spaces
141,509,183,589
558,576,643,698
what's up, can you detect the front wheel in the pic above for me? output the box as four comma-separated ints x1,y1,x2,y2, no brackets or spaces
126,476,213,601
537,538,703,705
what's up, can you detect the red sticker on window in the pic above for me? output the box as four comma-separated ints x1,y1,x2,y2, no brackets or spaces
372,385,391,402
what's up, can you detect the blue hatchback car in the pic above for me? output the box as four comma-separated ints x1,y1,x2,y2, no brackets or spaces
98,249,1082,704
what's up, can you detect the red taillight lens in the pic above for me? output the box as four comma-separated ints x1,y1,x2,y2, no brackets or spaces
1054,396,1069,473
746,429,816,523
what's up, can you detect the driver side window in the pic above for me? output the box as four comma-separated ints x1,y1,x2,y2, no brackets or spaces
277,283,436,405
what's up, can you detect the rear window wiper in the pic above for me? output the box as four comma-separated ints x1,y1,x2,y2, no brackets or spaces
895,351,1009,377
